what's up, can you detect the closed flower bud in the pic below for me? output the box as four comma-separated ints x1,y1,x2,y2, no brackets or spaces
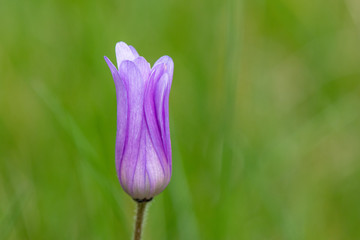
104,42,173,201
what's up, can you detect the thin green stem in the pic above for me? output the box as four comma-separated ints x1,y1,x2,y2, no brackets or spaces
133,201,148,240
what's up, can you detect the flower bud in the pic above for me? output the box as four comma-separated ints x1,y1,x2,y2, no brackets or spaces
105,42,173,201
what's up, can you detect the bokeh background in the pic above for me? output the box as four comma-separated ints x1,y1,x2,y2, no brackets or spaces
1,0,360,239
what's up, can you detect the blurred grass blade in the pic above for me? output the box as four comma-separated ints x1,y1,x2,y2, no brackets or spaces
32,83,130,236
0,191,31,240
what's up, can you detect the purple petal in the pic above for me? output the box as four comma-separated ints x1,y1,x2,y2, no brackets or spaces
162,78,172,169
132,121,167,199
131,120,150,199
104,56,120,89
115,42,137,69
118,60,145,194
144,64,169,181
154,73,171,164
144,124,167,197
133,57,151,84
104,56,128,181
153,56,174,82
153,56,173,167
129,45,140,58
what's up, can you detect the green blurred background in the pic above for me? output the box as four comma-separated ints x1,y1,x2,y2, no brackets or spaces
1,0,360,239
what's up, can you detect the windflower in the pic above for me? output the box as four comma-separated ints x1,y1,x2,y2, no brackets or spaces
104,42,173,201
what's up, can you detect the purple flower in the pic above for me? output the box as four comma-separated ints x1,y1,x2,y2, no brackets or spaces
104,42,173,201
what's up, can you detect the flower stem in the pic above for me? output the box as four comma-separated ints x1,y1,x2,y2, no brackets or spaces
133,201,148,240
